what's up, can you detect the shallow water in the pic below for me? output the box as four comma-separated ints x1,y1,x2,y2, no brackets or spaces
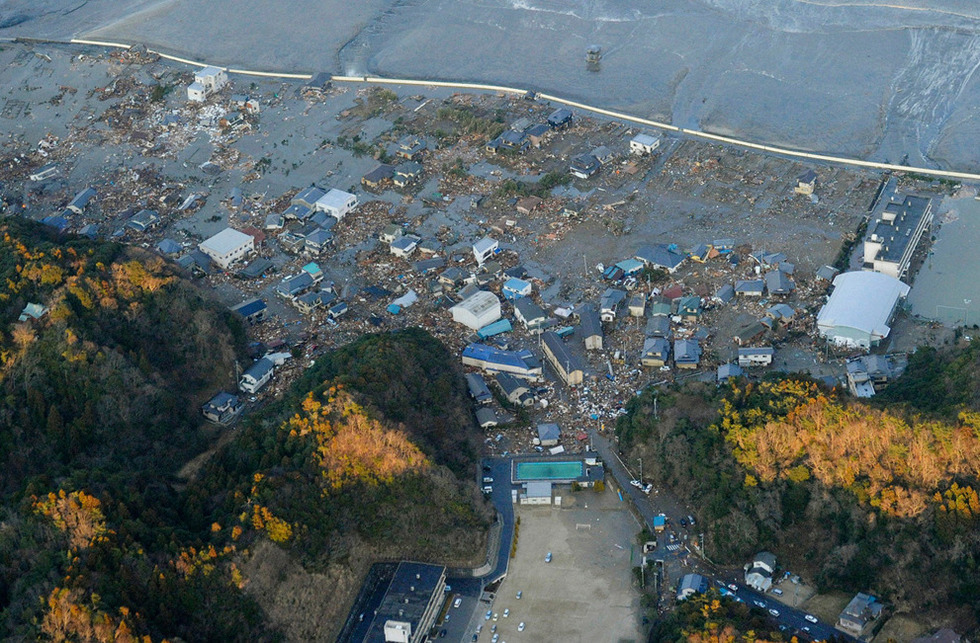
908,196,980,326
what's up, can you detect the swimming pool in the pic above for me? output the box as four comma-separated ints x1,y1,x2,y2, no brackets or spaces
515,460,584,481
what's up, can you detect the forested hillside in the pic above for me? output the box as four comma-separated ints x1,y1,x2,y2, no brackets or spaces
0,224,488,641
618,372,980,631
0,220,262,641
188,329,490,640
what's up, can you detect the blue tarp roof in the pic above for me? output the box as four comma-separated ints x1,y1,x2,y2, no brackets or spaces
477,319,513,338
615,258,644,275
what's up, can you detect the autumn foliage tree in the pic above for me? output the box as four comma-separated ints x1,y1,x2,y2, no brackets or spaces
619,374,980,620
33,489,108,550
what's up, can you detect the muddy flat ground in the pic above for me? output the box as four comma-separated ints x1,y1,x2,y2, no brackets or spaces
3,0,980,171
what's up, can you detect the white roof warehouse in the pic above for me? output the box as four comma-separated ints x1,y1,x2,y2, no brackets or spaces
817,271,910,349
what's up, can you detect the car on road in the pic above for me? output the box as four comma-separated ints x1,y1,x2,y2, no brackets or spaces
453,597,461,608
516,591,522,600
482,485,493,493
804,614,818,623
753,600,766,608
545,552,552,563
768,608,780,617
630,479,642,488
518,622,526,632
642,483,653,494
483,476,493,483
802,626,811,634
727,583,738,591
439,629,446,638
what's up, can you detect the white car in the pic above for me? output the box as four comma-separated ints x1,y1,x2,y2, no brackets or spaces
518,622,526,632
503,608,509,618
516,591,522,600
804,614,818,623
545,552,552,563
630,479,642,488
491,635,499,643
768,608,780,617
642,483,653,494
753,600,766,608
727,583,738,591
453,597,461,608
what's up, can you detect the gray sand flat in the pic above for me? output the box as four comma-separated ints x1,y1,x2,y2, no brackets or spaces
4,0,980,169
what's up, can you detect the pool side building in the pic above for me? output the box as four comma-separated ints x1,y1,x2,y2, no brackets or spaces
510,453,604,487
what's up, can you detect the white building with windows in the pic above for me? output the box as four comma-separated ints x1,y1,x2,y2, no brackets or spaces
199,228,254,269
239,357,274,394
187,66,229,102
473,237,498,265
313,188,358,220
630,132,662,155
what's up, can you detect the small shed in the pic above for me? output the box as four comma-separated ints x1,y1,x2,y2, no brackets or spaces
475,407,499,429
522,481,553,505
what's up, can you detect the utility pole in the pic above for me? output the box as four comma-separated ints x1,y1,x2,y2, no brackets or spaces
638,456,643,482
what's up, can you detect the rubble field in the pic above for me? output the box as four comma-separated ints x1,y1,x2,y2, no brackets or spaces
0,41,941,459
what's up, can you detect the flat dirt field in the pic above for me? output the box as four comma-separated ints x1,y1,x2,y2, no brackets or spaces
482,489,643,643
801,591,852,626
873,615,927,643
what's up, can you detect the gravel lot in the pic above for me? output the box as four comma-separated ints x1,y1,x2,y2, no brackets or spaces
481,488,643,643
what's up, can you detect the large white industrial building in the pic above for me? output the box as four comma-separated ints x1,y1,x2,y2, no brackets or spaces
817,271,910,349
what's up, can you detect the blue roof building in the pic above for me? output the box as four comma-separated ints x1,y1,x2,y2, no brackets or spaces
502,278,532,301
462,343,542,380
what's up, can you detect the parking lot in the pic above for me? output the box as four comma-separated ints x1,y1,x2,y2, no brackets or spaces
478,488,643,643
